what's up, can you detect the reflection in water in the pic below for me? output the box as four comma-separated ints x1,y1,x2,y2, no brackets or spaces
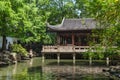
29,58,33,67
0,58,113,80
42,61,110,80
72,64,75,80
13,64,17,75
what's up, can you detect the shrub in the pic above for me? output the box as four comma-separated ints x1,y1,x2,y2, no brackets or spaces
11,44,28,56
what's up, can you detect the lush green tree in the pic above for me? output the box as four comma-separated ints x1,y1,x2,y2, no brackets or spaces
0,0,18,50
0,0,51,50
85,0,120,59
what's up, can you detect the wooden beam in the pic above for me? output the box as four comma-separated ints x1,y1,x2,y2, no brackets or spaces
57,53,60,63
73,53,76,64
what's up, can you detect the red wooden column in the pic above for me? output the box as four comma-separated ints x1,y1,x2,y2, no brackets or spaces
72,33,74,45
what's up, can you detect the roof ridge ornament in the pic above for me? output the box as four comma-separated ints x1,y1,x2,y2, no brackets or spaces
61,17,65,25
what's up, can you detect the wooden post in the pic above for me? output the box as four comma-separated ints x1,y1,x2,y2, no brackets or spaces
57,53,60,63
42,53,45,63
106,57,109,66
73,53,76,64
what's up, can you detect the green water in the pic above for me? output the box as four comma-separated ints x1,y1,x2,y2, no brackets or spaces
0,58,113,80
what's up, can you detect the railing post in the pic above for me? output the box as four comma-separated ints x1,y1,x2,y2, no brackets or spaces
73,46,75,52
57,45,59,52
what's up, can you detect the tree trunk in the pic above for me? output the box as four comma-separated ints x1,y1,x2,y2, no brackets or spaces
2,35,7,51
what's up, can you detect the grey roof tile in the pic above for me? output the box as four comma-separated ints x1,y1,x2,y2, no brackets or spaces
47,18,97,31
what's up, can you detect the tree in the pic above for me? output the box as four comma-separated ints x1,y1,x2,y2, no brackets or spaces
85,0,120,59
0,0,18,50
0,0,53,50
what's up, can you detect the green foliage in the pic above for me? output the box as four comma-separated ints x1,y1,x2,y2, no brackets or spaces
82,0,120,59
84,44,120,60
0,0,17,36
11,44,28,56
87,0,120,46
0,0,50,45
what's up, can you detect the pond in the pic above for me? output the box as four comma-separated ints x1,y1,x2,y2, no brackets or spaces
0,58,116,80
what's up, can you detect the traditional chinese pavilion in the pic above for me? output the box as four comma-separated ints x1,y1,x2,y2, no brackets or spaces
47,18,97,46
42,18,97,63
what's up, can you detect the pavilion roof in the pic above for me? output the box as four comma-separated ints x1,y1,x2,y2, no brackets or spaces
47,18,98,31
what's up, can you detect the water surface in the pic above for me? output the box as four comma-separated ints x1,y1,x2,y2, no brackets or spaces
0,58,113,80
